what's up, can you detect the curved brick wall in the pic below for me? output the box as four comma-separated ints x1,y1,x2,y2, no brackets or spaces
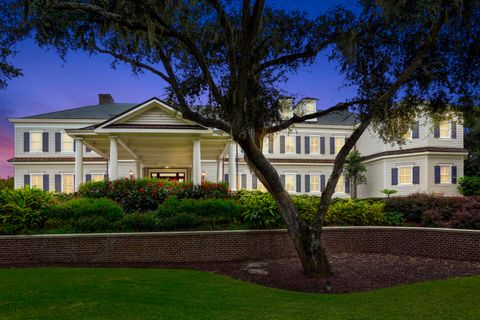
0,227,478,267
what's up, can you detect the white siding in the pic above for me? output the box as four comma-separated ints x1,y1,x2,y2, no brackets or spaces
119,107,187,125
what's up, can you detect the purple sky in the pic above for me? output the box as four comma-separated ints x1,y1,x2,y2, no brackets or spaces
0,0,357,178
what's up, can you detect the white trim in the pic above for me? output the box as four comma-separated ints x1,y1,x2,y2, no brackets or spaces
363,151,468,164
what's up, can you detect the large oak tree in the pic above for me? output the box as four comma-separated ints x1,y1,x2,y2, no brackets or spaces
1,0,479,276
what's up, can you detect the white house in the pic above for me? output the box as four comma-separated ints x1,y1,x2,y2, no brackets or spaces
8,94,468,197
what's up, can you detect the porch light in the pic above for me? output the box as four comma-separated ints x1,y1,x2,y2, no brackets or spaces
128,169,133,179
202,170,206,177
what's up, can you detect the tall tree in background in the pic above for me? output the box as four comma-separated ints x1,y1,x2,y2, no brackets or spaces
1,0,479,276
464,106,480,176
343,150,366,199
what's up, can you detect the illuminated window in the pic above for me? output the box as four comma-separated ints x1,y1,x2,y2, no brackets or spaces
440,165,451,184
335,137,345,154
439,121,450,138
258,180,267,192
31,174,43,189
62,174,74,193
285,136,295,153
262,137,270,154
92,174,104,182
30,132,43,152
310,136,320,154
285,174,296,192
310,175,320,193
335,175,344,193
404,130,412,140
62,133,74,152
398,166,412,184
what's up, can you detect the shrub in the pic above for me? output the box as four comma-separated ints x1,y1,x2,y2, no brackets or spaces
292,194,320,223
237,191,283,229
458,176,480,196
118,212,160,232
449,197,480,229
160,213,198,230
383,211,404,226
324,199,386,226
49,198,123,222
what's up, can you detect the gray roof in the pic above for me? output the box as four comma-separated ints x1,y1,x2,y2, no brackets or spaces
23,103,136,119
316,110,358,126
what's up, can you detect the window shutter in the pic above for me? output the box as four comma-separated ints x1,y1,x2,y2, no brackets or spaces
42,132,49,152
224,173,229,184
345,176,350,194
252,175,257,190
412,166,420,184
73,139,76,152
296,136,301,154
451,121,457,139
412,121,420,139
55,132,61,152
434,124,440,138
452,166,457,184
296,175,301,193
280,174,285,187
434,166,441,184
391,168,398,185
280,136,285,154
330,137,335,155
320,137,325,154
43,174,49,191
24,175,30,187
320,175,326,191
268,137,274,154
304,136,310,154
304,175,310,193
241,174,247,189
86,174,92,182
104,174,109,181
55,174,61,192
24,132,30,152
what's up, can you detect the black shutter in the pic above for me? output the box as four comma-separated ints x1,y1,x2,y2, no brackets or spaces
268,137,274,154
296,175,301,193
86,174,92,182
24,175,30,187
280,136,285,154
304,136,310,154
412,121,420,139
42,132,49,152
412,166,420,184
320,137,325,154
296,136,301,154
434,166,441,184
280,174,285,187
434,124,440,138
320,175,326,192
252,175,257,189
55,174,61,192
451,121,457,139
241,174,247,189
55,132,61,152
330,137,335,154
305,174,310,193
224,173,229,184
24,132,30,152
345,176,350,193
43,174,49,191
452,166,457,184
392,168,398,185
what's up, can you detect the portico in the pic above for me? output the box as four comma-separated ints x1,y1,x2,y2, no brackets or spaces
67,98,238,191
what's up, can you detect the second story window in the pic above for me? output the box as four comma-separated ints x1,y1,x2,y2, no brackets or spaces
335,137,345,154
439,121,450,139
285,136,295,153
310,136,320,154
30,132,43,152
62,133,74,152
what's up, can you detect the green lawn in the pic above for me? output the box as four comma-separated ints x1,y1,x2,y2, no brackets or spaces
0,269,478,320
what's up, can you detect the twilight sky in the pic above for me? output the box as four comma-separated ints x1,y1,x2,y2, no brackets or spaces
0,0,357,178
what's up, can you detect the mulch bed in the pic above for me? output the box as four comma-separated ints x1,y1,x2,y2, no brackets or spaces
4,253,480,293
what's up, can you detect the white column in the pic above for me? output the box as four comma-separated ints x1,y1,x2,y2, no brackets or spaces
135,160,141,180
74,138,83,191
108,136,118,180
216,159,223,183
192,139,202,184
228,140,237,190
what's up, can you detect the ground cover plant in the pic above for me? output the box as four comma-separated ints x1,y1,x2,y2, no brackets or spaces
0,268,479,320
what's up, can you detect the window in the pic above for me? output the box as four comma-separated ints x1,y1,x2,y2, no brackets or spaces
404,130,412,140
335,175,344,193
310,175,320,193
440,165,451,184
398,166,412,184
439,121,450,139
258,180,267,192
62,174,74,193
335,137,345,154
285,136,295,153
285,174,296,192
30,132,43,152
310,136,320,154
91,174,104,182
262,137,269,154
31,174,43,189
62,133,74,152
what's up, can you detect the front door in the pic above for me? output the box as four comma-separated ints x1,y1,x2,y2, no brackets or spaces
150,171,186,182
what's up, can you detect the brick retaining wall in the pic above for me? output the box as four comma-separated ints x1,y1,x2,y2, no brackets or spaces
0,227,478,267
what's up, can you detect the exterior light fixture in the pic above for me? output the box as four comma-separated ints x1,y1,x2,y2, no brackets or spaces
128,169,133,179
325,280,332,292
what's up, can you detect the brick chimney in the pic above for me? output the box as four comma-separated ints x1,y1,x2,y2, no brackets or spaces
98,94,115,104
